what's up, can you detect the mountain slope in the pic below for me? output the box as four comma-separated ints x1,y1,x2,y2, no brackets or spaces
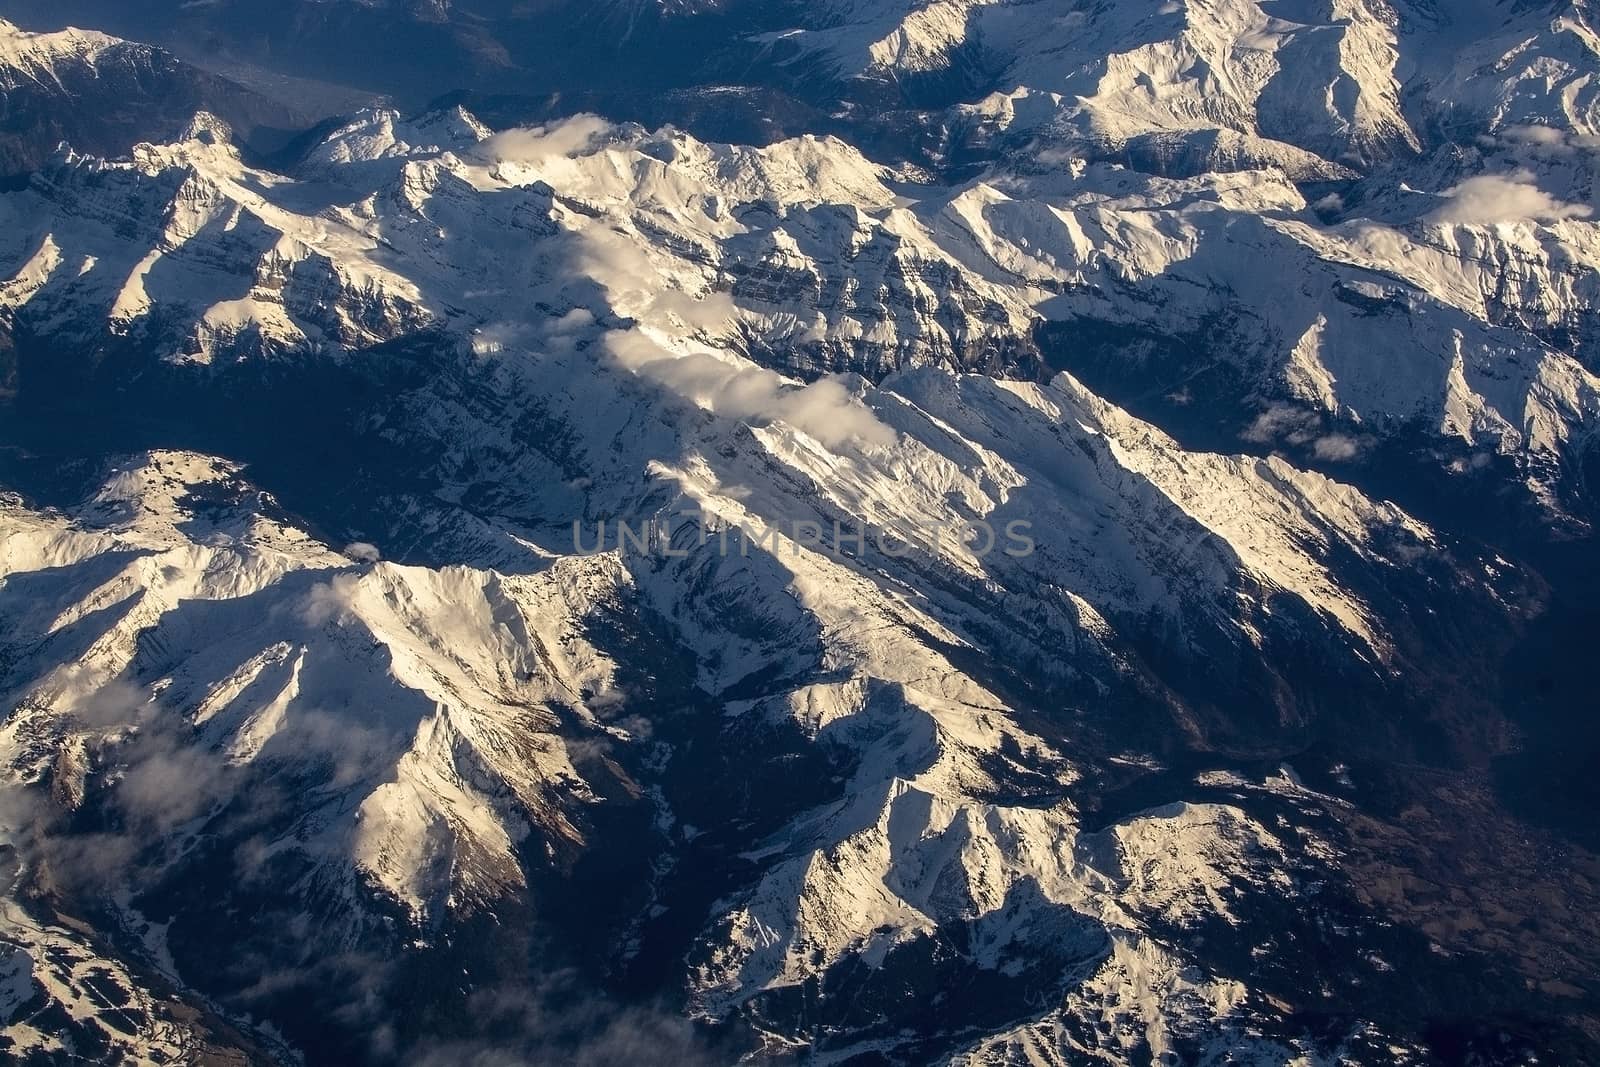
0,17,306,177
3,111,1594,523
0,4,1597,1065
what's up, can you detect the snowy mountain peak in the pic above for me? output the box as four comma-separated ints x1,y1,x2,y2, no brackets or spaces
0,18,122,82
0,4,1597,1063
303,105,493,171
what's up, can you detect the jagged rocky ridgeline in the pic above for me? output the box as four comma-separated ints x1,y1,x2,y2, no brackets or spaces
1,4,1598,1064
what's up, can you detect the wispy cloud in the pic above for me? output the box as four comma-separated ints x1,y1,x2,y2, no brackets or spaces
473,115,613,165
1243,404,1368,462
606,330,895,449
1428,169,1593,225
1312,433,1361,461
573,225,896,450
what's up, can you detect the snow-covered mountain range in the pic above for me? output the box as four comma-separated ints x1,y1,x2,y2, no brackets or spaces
0,16,307,176
0,4,1597,1065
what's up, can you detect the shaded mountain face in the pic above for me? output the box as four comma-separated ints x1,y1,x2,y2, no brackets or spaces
0,0,775,113
0,4,1598,1066
3,2,1596,160
0,17,311,177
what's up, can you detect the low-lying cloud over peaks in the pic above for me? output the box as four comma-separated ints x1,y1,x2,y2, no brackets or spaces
573,223,896,450
1428,169,1593,225
605,330,895,449
1243,403,1369,462
475,114,613,166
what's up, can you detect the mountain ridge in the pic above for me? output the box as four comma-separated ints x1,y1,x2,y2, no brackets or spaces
0,4,1597,1064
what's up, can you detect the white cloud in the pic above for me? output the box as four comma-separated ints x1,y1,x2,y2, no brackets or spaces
475,115,612,165
302,573,362,626
604,331,895,449
1501,124,1568,147
550,308,596,335
1242,403,1317,446
1427,170,1593,225
1312,434,1361,461
571,226,741,332
647,287,740,333
1242,406,1367,461
37,664,148,728
571,213,893,450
